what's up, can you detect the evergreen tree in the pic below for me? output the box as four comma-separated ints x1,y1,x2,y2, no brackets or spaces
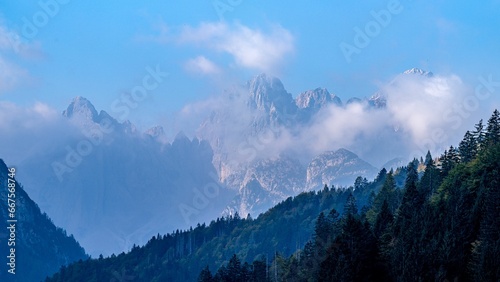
448,146,460,164
470,144,500,280
459,130,477,163
328,208,341,238
313,212,331,264
343,192,358,216
354,176,368,190
319,213,378,281
314,212,330,246
226,254,242,281
251,259,267,282
391,162,425,280
485,109,500,145
373,200,393,280
424,150,433,166
473,119,486,150
366,171,398,225
419,153,441,199
373,200,393,238
198,266,213,282
375,168,388,183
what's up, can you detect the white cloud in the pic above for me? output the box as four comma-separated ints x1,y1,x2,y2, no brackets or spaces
0,101,59,130
0,23,41,93
177,22,294,73
179,22,228,43
302,73,474,163
384,74,468,145
184,56,221,75
0,56,27,92
0,101,78,164
186,72,479,167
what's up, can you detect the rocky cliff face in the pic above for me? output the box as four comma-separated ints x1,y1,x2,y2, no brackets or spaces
306,149,379,191
197,74,384,217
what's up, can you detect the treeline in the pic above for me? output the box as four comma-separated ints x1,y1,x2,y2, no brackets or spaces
46,168,386,281
199,110,500,281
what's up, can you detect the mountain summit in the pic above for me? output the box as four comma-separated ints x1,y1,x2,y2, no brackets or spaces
403,67,433,77
62,96,99,121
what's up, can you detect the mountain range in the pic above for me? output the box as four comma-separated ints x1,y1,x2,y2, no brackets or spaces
9,69,431,257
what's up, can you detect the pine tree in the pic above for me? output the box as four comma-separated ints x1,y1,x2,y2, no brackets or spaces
354,176,368,190
343,192,358,217
419,153,441,199
319,213,378,281
448,146,460,164
314,212,331,253
470,144,500,280
394,162,420,237
251,259,267,282
366,171,398,225
226,254,242,281
328,208,341,238
486,109,500,145
473,119,486,150
459,130,477,163
391,162,425,280
198,266,213,282
375,168,388,184
373,200,393,238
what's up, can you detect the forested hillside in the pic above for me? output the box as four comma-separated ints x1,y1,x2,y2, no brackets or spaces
201,111,500,281
47,110,500,281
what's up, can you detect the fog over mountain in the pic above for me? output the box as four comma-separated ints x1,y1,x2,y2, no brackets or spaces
4,98,236,257
0,68,483,258
194,69,475,170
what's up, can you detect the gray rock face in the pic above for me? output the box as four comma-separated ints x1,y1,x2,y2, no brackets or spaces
306,149,379,190
197,73,385,217
296,88,342,122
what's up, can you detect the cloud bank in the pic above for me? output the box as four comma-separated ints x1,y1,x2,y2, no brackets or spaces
190,72,487,168
0,101,78,165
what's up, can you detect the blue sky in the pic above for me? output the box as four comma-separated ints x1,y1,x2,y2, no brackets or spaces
1,0,500,129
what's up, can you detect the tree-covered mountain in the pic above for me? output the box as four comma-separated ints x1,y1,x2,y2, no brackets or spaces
201,111,500,281
45,172,385,281
0,159,87,282
46,110,500,281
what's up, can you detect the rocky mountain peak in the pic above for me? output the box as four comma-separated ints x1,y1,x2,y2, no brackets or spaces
403,68,433,77
247,73,294,112
296,88,342,109
62,96,99,121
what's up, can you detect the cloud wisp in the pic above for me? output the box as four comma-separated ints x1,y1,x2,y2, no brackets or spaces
184,56,221,75
147,21,294,74
0,23,42,93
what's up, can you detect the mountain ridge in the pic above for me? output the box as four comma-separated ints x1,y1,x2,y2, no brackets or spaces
0,159,88,282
